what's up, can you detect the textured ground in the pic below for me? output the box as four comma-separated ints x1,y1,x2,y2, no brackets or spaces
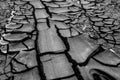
0,0,120,80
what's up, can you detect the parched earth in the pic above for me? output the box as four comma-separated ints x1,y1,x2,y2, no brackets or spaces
0,0,120,80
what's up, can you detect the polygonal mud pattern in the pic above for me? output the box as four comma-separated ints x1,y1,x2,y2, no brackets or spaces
0,0,120,80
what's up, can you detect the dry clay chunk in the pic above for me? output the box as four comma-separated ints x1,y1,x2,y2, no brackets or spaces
68,35,96,63
15,50,37,67
30,1,44,8
35,8,49,19
38,26,66,53
40,54,74,80
3,33,28,42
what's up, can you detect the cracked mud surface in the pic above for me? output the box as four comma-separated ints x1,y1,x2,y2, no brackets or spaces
0,0,120,80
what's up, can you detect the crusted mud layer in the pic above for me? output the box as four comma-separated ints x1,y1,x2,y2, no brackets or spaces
0,0,120,80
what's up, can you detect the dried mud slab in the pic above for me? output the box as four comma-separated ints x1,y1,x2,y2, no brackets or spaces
1,0,120,80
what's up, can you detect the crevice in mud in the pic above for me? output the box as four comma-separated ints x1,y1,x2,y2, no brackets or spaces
55,25,84,80
91,69,117,80
39,51,65,57
12,66,37,74
78,45,105,66
92,57,119,67
46,18,51,28
40,0,52,18
51,74,75,80
30,3,47,80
